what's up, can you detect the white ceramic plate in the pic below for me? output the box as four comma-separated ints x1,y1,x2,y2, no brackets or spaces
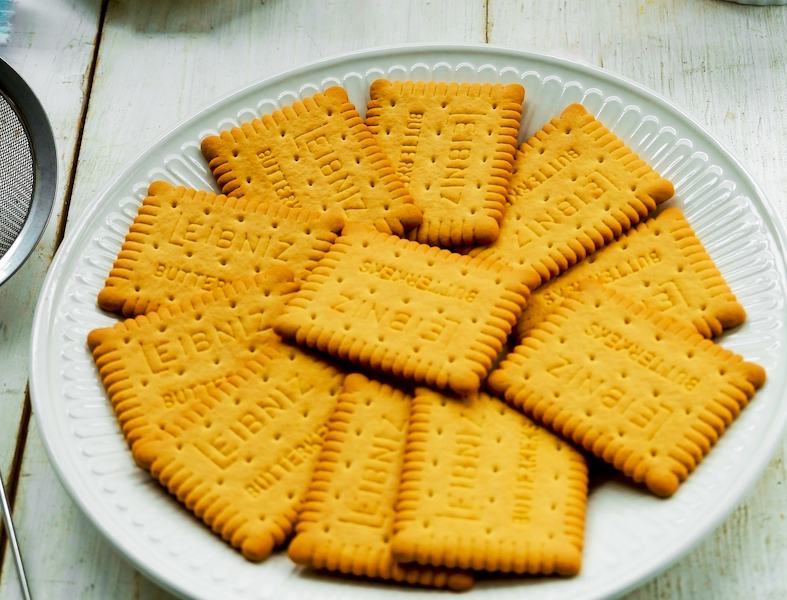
31,45,787,600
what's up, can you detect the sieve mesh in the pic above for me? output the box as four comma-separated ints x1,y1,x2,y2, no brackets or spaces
0,93,34,258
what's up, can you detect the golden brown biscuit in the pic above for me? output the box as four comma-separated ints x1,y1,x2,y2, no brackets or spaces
489,283,765,497
139,347,343,561
392,387,587,575
289,373,473,590
201,87,422,235
88,267,298,455
97,181,344,316
517,207,746,339
367,80,523,247
274,224,533,395
468,103,674,288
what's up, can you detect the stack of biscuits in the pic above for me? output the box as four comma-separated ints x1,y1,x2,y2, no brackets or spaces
88,81,765,591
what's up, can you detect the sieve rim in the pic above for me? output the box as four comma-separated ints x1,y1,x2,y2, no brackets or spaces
0,57,57,286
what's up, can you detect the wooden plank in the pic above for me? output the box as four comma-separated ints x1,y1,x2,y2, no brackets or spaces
488,1,787,598
0,0,102,593
2,1,485,597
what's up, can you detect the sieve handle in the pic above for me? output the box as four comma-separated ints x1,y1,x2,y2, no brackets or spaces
0,468,32,600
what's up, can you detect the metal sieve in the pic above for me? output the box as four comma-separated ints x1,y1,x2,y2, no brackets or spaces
0,55,57,286
0,54,56,600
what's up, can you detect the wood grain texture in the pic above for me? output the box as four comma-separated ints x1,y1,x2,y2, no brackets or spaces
488,1,787,598
0,0,101,593
2,0,785,598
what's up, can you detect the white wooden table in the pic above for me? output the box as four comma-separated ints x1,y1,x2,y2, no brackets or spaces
0,1,784,598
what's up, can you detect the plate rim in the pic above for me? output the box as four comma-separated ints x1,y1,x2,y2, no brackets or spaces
30,42,787,600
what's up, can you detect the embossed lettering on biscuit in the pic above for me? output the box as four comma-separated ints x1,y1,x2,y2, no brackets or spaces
469,103,674,288
392,388,587,575
201,87,422,236
88,269,298,456
274,225,533,395
489,283,765,497
289,373,473,590
98,181,343,316
517,207,746,339
367,80,524,247
138,346,342,560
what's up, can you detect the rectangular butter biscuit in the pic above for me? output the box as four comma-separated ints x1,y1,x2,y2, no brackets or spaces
392,387,588,575
518,207,746,339
366,80,523,247
98,181,344,316
469,103,674,288
201,87,422,235
274,224,533,395
488,283,765,497
133,346,344,561
88,267,298,455
288,373,473,590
